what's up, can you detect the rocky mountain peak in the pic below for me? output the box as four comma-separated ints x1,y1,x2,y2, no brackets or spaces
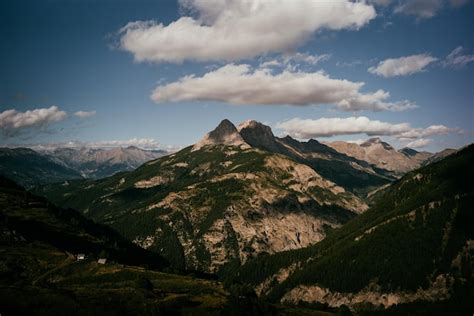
193,119,248,151
211,119,238,135
238,120,281,152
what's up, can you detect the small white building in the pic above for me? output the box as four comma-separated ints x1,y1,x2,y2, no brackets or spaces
77,254,85,260
98,258,107,264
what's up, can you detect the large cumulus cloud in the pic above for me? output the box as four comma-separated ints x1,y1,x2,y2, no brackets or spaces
151,63,417,111
119,0,376,63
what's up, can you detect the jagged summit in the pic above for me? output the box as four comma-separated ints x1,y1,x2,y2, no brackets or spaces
193,119,249,151
238,120,280,152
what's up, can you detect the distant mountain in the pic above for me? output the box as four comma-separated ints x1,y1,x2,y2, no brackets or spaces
37,119,369,273
228,144,474,313
327,138,434,174
42,146,168,179
0,148,82,188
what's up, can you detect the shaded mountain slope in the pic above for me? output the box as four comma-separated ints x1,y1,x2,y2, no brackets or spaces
227,144,474,311
422,148,457,166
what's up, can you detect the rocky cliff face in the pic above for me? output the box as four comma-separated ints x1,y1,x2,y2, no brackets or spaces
38,119,369,273
238,120,281,153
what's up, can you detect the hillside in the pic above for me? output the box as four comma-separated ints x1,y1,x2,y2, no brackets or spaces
0,148,82,188
37,120,369,273
0,176,167,269
227,144,474,313
0,176,236,315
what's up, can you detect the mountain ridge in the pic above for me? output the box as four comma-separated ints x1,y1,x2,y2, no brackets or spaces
37,119,375,273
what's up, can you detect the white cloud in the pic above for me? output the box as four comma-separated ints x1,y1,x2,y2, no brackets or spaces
442,46,474,68
368,54,437,77
119,0,376,63
275,117,455,141
397,124,453,139
405,138,433,148
74,110,96,119
394,0,443,19
0,106,67,137
152,63,417,111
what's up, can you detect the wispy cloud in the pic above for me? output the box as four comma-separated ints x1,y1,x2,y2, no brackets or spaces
442,46,474,68
260,53,331,70
368,54,437,77
0,106,67,137
152,63,417,112
74,110,96,119
336,60,364,68
394,0,443,19
118,0,375,63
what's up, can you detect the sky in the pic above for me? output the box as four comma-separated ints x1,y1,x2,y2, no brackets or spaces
1,0,473,152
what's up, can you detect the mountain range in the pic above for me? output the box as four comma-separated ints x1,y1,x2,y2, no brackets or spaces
1,119,470,315
0,146,168,188
326,138,455,174
36,120,458,274
42,146,168,179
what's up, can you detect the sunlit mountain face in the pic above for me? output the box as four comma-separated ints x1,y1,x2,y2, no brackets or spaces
1,0,473,315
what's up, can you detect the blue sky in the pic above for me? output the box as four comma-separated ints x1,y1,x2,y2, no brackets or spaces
1,0,473,152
